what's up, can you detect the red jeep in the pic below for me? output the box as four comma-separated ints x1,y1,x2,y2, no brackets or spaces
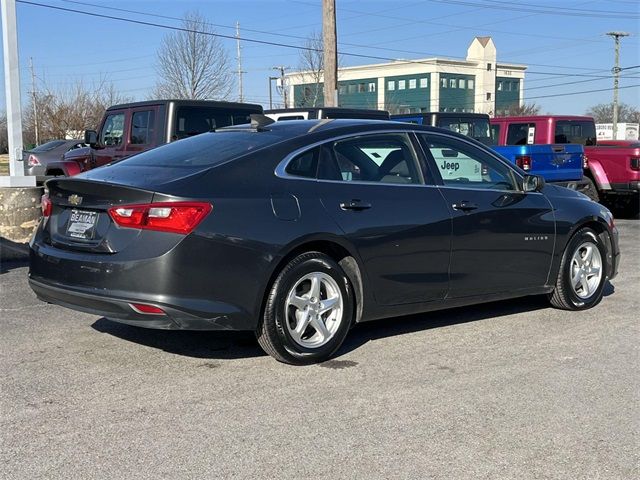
45,99,263,177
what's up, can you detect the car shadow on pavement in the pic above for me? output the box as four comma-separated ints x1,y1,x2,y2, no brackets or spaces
91,283,615,362
0,259,28,274
91,318,267,360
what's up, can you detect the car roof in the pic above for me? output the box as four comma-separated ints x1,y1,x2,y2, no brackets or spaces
106,99,263,111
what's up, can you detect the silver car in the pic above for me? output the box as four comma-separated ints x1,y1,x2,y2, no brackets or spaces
23,139,85,177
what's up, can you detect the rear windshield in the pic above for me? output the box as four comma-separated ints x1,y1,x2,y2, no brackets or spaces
31,140,67,152
554,120,597,146
173,106,259,140
120,130,286,168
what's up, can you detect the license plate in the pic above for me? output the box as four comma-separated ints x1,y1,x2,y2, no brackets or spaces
66,209,98,240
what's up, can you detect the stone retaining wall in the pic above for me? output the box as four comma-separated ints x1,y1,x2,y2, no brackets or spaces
0,186,44,260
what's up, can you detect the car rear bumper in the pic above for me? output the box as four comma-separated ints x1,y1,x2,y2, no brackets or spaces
609,181,640,193
29,276,255,331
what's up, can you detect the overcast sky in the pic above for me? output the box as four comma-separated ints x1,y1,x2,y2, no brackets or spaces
1,0,638,116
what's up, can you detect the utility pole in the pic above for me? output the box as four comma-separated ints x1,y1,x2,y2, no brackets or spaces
273,66,288,108
235,22,244,103
268,76,279,109
322,0,338,107
1,0,33,186
29,57,39,146
607,31,629,140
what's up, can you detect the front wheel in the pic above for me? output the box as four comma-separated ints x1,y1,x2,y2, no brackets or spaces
257,252,354,365
549,228,607,310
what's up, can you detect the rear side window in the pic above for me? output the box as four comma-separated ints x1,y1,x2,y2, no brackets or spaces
317,133,421,185
130,110,156,145
554,120,596,146
120,130,285,168
100,112,125,146
286,149,318,178
173,107,257,140
506,123,535,145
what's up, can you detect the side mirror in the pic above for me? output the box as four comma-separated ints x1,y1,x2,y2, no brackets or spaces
84,129,99,147
523,174,545,192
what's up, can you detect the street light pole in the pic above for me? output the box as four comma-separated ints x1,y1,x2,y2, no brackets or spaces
606,31,629,140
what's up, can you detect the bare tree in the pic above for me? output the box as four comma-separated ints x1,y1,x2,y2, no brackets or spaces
296,31,344,107
496,102,541,117
22,77,131,145
586,102,640,123
153,11,233,100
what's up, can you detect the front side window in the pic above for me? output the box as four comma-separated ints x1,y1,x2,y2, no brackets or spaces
100,112,125,146
317,133,422,185
130,110,156,145
419,134,517,191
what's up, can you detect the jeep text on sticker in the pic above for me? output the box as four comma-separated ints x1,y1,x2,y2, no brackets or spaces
440,160,460,172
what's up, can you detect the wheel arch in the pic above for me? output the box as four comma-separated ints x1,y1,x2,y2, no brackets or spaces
257,236,366,328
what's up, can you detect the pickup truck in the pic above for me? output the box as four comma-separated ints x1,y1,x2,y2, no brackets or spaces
44,99,263,177
392,112,586,191
491,115,640,215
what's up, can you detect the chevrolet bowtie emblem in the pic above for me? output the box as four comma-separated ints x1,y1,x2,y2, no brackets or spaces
68,194,83,206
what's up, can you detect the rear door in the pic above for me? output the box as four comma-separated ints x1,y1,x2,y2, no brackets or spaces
313,131,451,305
94,109,128,167
125,106,160,156
417,132,555,297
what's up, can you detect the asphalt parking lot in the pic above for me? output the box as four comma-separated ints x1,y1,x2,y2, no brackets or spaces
1,219,638,479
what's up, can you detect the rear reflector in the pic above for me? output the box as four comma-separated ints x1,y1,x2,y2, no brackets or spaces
130,303,166,315
108,202,212,234
515,155,532,171
41,194,52,217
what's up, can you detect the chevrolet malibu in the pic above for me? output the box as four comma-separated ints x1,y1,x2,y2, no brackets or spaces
29,118,620,364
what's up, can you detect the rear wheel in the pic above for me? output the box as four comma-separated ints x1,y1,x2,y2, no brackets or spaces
581,177,600,202
257,252,354,365
549,228,607,310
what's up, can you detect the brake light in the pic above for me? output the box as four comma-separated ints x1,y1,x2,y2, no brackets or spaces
41,194,52,217
108,202,212,234
28,154,40,166
516,155,532,171
129,303,166,315
631,157,640,171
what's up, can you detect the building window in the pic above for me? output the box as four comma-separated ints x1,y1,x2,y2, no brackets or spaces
348,84,356,94
398,80,406,90
486,92,492,100
368,82,376,92
468,79,474,89
441,78,447,88
387,80,395,91
505,81,511,91
487,63,492,71
458,79,465,89
409,79,417,89
513,81,519,91
449,78,456,88
358,83,366,93
338,85,346,95
497,81,503,91
419,78,428,88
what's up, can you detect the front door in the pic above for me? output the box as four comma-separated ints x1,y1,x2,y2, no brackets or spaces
125,107,159,156
417,133,555,298
315,132,451,305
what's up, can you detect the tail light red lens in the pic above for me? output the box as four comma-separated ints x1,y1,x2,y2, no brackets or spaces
41,194,52,217
108,202,212,234
28,154,40,166
631,157,640,171
516,155,532,171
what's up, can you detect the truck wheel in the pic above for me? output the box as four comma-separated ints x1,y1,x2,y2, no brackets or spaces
256,252,354,365
582,177,600,202
549,228,607,311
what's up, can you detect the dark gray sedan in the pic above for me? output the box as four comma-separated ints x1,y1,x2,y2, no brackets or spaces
23,139,85,177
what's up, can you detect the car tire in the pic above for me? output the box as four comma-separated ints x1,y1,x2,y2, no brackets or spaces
582,177,600,203
256,252,354,365
549,228,607,310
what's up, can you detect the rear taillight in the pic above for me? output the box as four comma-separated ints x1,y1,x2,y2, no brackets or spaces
41,194,52,217
515,155,532,171
28,154,40,166
631,157,640,171
108,202,212,234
